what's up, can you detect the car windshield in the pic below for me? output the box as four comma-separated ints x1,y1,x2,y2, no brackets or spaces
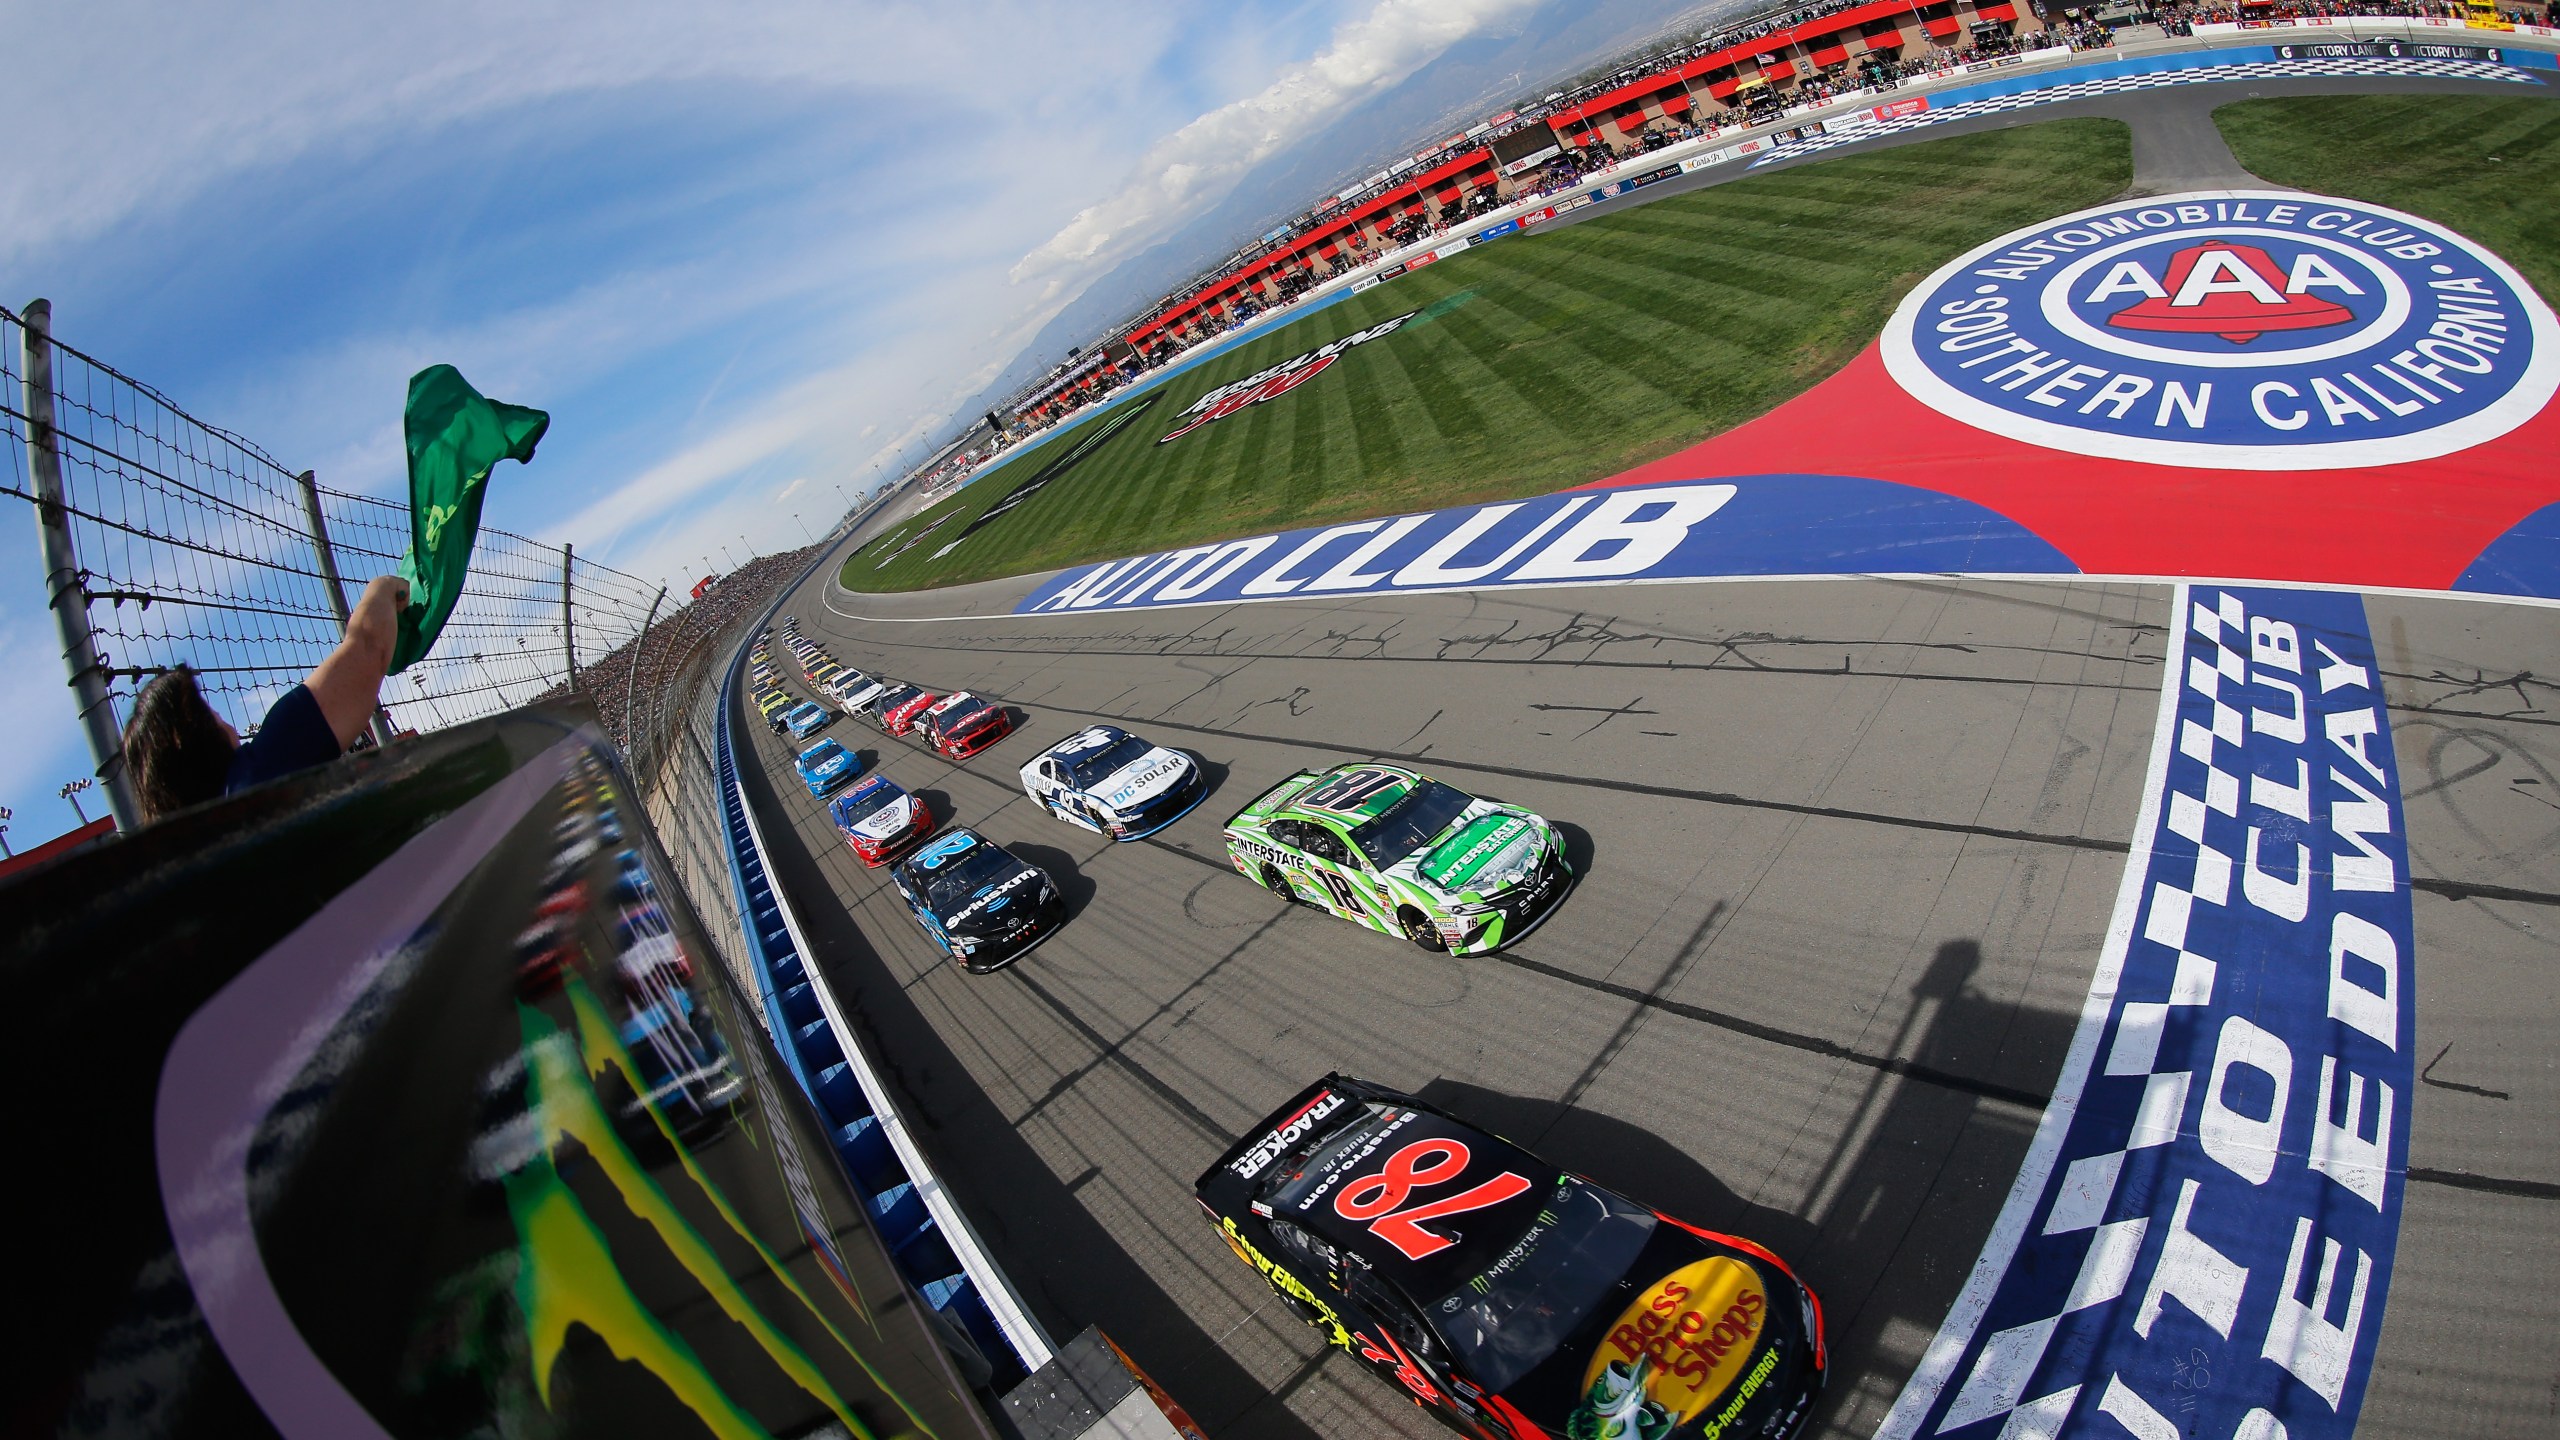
834,781,900,825
934,697,989,730
916,845,1022,911
1428,1178,1659,1392
800,744,841,769
1350,779,1476,868
876,685,920,710
1065,735,1154,786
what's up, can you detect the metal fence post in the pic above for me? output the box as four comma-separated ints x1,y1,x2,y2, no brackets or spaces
295,470,397,749
560,542,578,686
22,299,139,831
620,584,667,752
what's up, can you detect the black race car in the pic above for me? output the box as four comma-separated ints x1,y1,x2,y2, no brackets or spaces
889,828,1065,973
1197,1076,1825,1440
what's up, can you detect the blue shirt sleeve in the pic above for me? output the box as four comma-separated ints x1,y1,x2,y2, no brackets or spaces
224,684,344,795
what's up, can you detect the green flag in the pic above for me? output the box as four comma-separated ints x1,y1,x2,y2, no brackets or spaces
390,365,549,674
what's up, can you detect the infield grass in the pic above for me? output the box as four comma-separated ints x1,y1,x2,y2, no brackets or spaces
2214,92,2560,307
851,118,2133,593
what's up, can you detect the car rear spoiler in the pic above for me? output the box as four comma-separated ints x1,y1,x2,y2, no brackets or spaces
1194,1071,1362,1200
1224,769,1323,829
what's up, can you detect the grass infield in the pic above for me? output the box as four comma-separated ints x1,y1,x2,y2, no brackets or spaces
849,118,2133,594
2213,92,2560,308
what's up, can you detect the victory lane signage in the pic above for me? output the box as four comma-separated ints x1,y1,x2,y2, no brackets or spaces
1883,190,2558,470
1158,311,1420,444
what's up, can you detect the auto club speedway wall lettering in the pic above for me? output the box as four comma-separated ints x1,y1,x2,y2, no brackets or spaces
1880,584,2417,1440
1155,311,1420,445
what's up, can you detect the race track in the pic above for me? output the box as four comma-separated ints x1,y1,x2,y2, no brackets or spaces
730,69,2560,1440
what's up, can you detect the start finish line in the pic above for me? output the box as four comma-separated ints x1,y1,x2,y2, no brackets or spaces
1882,586,2417,1440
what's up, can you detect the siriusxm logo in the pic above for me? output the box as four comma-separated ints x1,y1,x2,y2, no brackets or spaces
1883,191,2557,469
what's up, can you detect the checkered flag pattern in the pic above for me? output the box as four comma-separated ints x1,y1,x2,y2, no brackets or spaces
1928,592,2257,1438
1756,57,2533,168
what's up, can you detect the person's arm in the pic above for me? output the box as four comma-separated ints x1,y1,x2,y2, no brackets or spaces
306,575,408,749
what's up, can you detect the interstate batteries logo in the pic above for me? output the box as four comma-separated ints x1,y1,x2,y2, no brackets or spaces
1882,191,2557,469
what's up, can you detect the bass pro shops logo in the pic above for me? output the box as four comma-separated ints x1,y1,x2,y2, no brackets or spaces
1883,191,2557,469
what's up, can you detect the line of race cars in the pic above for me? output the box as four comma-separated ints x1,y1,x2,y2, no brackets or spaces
759,617,1585,966
752,617,1827,1438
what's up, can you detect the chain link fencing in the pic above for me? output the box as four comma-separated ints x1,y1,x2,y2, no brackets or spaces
0,298,768,823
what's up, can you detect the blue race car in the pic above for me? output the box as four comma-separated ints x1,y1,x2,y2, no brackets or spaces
891,828,1065,974
795,739,861,796
784,701,833,739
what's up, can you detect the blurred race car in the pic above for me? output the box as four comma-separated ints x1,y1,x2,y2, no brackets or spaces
881,687,942,738
784,702,834,739
890,828,1064,973
829,773,935,866
1198,1075,1825,1440
859,682,923,731
794,738,861,797
1021,725,1206,840
921,692,1014,758
835,677,888,717
1224,763,1571,955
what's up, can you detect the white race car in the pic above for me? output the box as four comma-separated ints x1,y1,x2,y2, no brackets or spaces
1020,725,1208,840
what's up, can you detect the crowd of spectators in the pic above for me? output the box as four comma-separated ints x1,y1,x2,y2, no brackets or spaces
560,543,826,763
981,0,2538,452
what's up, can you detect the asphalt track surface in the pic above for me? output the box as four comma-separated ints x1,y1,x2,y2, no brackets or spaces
735,78,2560,1439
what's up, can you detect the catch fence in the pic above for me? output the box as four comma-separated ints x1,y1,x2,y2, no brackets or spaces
3,298,688,828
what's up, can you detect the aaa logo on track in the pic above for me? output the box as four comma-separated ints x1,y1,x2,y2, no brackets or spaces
1882,190,2557,469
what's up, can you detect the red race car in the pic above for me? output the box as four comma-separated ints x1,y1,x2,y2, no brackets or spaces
922,692,1014,758
829,773,936,867
881,687,941,737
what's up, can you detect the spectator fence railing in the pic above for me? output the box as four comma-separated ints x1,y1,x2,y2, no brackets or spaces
3,297,683,827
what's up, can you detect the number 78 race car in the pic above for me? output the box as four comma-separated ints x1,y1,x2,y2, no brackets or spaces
1198,1074,1824,1440
1224,763,1571,954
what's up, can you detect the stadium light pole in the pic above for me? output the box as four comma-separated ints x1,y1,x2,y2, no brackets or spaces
60,778,92,825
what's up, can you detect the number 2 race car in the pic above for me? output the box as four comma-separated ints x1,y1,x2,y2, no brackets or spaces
828,772,935,866
1198,1075,1825,1440
1021,724,1207,840
890,828,1065,973
1224,763,1572,954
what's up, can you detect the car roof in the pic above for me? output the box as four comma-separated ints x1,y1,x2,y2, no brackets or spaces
1279,764,1425,825
799,739,843,758
1045,724,1132,760
829,774,901,811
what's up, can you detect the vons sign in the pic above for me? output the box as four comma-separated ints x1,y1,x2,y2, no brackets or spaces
1158,312,1419,444
1883,191,2557,469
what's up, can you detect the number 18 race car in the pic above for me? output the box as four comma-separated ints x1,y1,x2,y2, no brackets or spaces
1198,1075,1825,1440
1224,763,1572,954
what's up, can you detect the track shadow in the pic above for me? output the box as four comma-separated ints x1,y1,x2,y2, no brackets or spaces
998,841,1097,920
1434,937,2060,1435
730,708,1322,1440
1184,751,1233,810
1551,819,1597,880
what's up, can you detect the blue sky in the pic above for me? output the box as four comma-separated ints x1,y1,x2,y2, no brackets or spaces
0,0,1664,847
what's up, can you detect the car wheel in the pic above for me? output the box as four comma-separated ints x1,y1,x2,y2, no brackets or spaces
1399,906,1448,953
1260,863,1299,903
1082,801,1111,832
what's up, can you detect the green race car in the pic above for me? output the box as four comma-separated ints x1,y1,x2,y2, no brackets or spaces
1224,763,1573,955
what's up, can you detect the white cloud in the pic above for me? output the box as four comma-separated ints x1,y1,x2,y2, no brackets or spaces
775,478,807,504
1011,0,1538,291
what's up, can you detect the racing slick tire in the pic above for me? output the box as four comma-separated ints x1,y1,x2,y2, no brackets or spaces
1260,863,1299,903
1398,905,1449,953
1082,799,1110,833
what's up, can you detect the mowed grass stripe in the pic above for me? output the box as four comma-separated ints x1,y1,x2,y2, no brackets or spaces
851,118,2133,593
2214,93,2560,306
